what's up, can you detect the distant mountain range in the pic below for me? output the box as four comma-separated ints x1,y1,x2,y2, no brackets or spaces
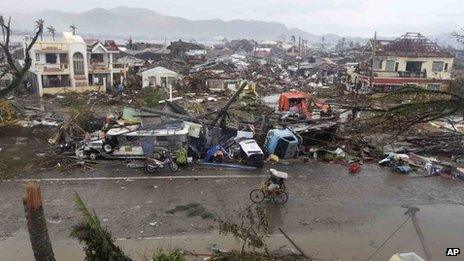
3,6,461,47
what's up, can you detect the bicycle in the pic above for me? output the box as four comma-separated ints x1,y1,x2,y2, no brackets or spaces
249,183,288,205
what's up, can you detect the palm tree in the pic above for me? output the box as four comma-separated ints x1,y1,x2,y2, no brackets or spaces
291,35,296,45
71,193,131,260
23,182,56,261
35,19,44,41
46,26,56,41
70,24,77,35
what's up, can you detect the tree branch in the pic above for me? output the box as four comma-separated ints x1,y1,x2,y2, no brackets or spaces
0,18,43,97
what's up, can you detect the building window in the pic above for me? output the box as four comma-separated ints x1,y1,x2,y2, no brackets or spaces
72,52,85,75
406,61,422,72
444,63,449,71
395,62,399,72
427,84,440,91
35,53,40,62
432,61,444,72
385,60,396,72
373,60,382,70
90,53,104,63
45,53,57,64
59,53,68,64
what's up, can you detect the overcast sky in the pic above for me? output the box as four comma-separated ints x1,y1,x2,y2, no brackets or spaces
2,0,463,37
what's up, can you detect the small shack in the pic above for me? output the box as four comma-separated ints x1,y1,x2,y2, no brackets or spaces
142,66,181,88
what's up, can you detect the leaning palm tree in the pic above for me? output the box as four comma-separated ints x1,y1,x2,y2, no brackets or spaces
23,182,56,261
35,19,44,41
70,24,77,35
46,26,56,41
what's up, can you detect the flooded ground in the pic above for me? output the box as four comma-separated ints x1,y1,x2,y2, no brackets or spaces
1,160,464,260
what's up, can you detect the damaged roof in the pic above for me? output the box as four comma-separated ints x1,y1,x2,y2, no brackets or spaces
367,33,453,58
84,39,120,52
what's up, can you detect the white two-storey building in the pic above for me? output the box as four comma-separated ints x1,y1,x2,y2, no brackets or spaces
24,32,127,97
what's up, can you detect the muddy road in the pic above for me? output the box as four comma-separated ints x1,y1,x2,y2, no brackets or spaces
1,161,464,260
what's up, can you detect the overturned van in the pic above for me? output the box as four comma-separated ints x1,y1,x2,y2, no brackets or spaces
265,128,301,159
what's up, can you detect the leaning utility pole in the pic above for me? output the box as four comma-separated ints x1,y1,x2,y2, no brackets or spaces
369,31,377,90
405,207,432,261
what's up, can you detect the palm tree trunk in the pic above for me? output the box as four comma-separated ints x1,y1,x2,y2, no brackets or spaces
23,182,56,261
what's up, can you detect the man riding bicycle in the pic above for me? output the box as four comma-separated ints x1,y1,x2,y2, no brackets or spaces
266,168,287,192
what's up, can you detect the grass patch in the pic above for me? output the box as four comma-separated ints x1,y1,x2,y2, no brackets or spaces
152,248,186,261
166,203,215,220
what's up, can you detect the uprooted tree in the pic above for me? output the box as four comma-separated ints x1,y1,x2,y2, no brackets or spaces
346,80,464,136
0,16,43,98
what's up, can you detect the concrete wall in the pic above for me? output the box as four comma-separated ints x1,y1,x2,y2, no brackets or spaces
142,70,180,88
42,85,106,96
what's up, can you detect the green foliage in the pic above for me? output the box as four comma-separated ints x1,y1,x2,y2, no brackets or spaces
216,205,269,252
175,147,187,165
166,203,215,220
71,193,132,261
152,248,186,261
139,88,162,108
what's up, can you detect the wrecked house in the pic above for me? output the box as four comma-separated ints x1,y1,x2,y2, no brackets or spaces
117,55,146,73
141,66,181,88
205,78,239,93
348,33,455,92
168,40,206,61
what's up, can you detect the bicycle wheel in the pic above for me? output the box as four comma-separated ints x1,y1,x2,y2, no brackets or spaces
272,191,288,205
249,189,265,203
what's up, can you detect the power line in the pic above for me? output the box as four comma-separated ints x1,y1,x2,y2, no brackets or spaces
366,216,411,261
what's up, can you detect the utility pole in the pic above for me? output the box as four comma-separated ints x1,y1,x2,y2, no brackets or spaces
405,207,432,261
369,31,377,90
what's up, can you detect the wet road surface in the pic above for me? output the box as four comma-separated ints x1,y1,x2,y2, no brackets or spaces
1,161,464,260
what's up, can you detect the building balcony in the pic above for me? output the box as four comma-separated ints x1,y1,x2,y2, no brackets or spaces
89,62,110,72
35,42,68,52
359,70,427,79
397,71,426,78
113,63,125,69
36,63,70,74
